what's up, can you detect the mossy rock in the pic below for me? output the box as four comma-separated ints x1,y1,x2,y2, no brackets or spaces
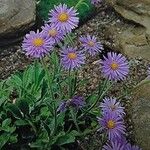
37,0,95,23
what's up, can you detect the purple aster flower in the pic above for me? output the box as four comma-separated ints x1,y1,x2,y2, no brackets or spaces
98,112,126,140
100,97,125,117
148,67,150,78
69,96,85,108
125,143,142,150
102,141,125,150
79,35,103,56
103,136,128,150
57,101,67,112
60,47,85,70
91,0,102,5
111,135,128,146
57,96,85,112
22,30,54,58
49,4,79,33
41,23,65,44
101,52,129,81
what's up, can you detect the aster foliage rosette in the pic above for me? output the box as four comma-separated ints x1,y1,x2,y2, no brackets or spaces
101,52,129,81
42,23,65,44
98,112,126,140
60,47,85,70
79,35,103,56
49,4,79,33
22,30,54,58
100,97,125,116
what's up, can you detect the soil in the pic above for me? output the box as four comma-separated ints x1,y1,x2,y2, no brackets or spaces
0,2,149,150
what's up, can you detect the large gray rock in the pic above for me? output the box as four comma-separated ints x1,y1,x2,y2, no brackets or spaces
0,0,36,45
104,0,150,61
106,0,150,33
103,1,150,144
132,79,150,150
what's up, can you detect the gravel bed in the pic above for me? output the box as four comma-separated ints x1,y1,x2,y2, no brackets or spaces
0,44,32,79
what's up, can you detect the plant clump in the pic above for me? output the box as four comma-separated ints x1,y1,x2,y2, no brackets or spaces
0,2,145,149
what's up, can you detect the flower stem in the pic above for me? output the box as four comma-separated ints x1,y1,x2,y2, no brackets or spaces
68,69,72,98
41,58,54,99
72,70,78,95
66,34,75,47
87,79,112,112
70,108,80,132
53,103,57,135
75,0,85,8
79,79,113,118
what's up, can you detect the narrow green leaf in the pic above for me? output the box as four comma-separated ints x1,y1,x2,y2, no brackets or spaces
2,118,11,127
42,121,51,136
0,133,9,149
6,104,23,119
15,119,29,126
16,99,29,115
55,132,76,145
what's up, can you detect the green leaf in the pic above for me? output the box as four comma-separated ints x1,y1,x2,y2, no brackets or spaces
57,112,65,126
6,103,23,119
23,65,33,88
37,0,94,22
30,131,50,148
9,134,18,143
78,2,90,9
42,121,51,136
2,118,11,127
16,99,29,115
40,80,48,99
86,94,97,104
0,119,16,133
0,133,9,149
0,96,7,106
10,74,23,87
15,119,29,126
0,80,11,106
55,131,76,146
40,106,51,117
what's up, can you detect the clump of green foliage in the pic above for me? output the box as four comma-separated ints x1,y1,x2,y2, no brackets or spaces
0,55,104,149
37,0,95,22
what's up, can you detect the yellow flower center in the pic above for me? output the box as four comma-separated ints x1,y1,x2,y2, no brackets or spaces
33,38,44,47
107,120,115,129
88,41,95,47
68,53,77,60
110,62,119,70
49,29,57,37
58,12,69,22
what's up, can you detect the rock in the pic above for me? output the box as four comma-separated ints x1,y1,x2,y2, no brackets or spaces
0,0,36,46
104,0,150,61
131,78,150,150
105,0,150,31
102,1,150,147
